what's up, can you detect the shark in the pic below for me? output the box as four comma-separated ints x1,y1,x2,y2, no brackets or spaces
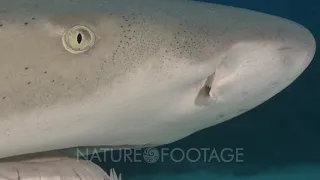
0,0,316,179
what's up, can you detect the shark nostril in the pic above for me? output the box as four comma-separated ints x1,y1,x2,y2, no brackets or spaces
194,73,216,106
203,85,211,97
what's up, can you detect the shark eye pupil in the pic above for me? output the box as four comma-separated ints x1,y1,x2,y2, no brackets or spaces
77,33,82,44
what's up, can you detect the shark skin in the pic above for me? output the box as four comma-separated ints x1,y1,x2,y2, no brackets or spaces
0,0,316,179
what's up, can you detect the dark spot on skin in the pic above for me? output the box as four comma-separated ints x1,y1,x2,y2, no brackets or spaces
52,80,55,82
32,17,35,20
0,24,3,27
24,22,28,25
44,71,47,74
2,97,6,100
28,82,31,85
271,81,279,86
24,67,29,70
219,114,225,118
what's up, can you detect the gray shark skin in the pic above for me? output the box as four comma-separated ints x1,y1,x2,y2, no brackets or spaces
0,0,316,179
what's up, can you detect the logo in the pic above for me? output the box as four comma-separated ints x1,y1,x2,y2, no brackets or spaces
77,147,244,163
143,148,160,163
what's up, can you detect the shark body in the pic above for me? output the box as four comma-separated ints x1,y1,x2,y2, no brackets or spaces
0,0,316,179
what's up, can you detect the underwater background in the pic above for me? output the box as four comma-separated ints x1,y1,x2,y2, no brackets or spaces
92,0,319,179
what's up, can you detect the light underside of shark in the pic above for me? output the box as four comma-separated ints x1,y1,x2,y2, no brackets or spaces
0,0,316,179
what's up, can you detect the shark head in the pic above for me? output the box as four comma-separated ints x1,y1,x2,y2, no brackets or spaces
0,0,316,158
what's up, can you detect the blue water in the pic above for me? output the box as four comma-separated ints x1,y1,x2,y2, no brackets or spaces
95,0,320,179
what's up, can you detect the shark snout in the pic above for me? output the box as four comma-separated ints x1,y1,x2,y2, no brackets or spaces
193,19,316,130
275,22,316,73
200,19,316,108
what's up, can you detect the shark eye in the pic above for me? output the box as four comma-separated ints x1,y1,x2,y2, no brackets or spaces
62,25,95,54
